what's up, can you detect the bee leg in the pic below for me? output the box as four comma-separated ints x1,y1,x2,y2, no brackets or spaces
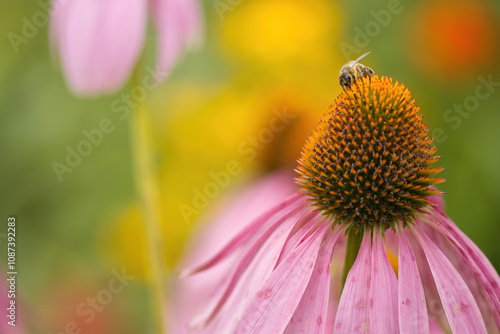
364,67,374,77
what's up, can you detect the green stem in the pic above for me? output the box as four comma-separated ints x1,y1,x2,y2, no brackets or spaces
341,228,363,292
129,71,166,334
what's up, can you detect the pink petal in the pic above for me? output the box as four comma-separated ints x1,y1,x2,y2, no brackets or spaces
429,315,447,334
406,228,451,331
233,223,329,333
448,243,500,333
169,170,298,333
177,0,204,48
398,227,429,334
325,240,347,333
420,214,500,332
188,196,306,329
149,0,203,79
276,210,322,265
182,169,298,267
427,194,445,213
414,226,487,334
423,210,500,329
214,213,324,333
193,209,304,331
50,0,147,96
433,210,500,297
180,194,303,277
334,230,372,334
370,227,398,333
284,226,343,334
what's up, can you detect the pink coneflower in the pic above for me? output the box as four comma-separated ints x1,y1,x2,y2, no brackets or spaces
180,76,500,333
50,0,202,96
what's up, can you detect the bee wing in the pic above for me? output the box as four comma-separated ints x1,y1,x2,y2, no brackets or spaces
353,51,371,65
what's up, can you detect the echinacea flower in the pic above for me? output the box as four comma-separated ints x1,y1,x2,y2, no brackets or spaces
50,0,202,96
179,75,500,333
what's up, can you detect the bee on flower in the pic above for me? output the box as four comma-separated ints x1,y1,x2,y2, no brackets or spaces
338,52,374,90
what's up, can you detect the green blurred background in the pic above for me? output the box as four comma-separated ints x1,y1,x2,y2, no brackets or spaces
1,0,499,332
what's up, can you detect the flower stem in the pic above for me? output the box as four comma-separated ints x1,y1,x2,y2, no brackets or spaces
129,74,166,333
341,228,363,291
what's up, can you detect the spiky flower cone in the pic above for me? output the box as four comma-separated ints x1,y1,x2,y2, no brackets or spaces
296,75,444,230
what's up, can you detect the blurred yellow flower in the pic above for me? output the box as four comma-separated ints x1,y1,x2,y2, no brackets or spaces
220,0,343,73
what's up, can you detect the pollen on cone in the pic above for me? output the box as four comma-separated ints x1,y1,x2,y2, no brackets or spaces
296,75,444,229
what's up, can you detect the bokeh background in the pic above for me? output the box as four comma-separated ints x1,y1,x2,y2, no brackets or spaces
1,0,499,332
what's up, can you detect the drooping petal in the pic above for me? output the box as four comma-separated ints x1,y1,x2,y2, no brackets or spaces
447,242,500,333
427,193,445,213
50,0,147,96
419,213,500,333
233,223,329,334
214,213,323,333
428,210,500,295
407,228,451,331
414,226,487,334
370,227,398,333
284,226,343,334
169,170,298,334
181,169,298,268
398,227,429,334
189,220,294,331
436,210,500,297
334,230,372,334
325,240,347,333
276,210,322,265
180,194,303,277
423,210,500,329
188,196,305,329
149,0,203,79
429,315,446,334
